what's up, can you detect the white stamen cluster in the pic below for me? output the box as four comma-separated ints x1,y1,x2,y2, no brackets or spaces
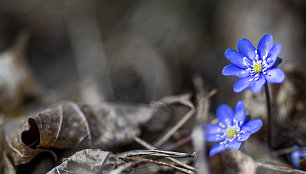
243,50,270,81
216,119,245,147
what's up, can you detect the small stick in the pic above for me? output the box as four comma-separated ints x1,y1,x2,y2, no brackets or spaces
164,135,192,151
125,156,193,174
134,136,197,172
256,161,306,174
154,90,217,148
192,77,213,174
118,149,193,158
264,83,272,150
272,146,306,156
154,108,195,148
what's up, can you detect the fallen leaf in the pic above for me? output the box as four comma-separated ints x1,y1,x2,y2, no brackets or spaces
3,101,171,166
47,149,123,174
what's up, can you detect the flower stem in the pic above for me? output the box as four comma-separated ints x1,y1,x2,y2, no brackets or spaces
264,83,272,150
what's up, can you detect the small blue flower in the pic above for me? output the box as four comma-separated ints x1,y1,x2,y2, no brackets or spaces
290,145,306,169
201,101,262,157
222,34,285,93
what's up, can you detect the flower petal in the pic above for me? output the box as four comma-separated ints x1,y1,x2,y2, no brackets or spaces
205,133,224,142
258,34,273,59
267,43,282,67
224,49,249,69
222,64,250,78
249,75,266,93
238,38,256,60
237,131,251,142
227,140,242,150
233,100,246,124
264,67,285,83
241,119,263,134
201,123,223,134
217,104,233,126
209,143,227,157
233,76,253,93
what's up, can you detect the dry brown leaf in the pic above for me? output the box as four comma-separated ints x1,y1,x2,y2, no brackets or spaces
3,101,171,166
47,149,123,174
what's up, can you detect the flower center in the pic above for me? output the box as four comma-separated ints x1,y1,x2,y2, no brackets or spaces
227,128,237,138
243,50,271,81
253,62,262,73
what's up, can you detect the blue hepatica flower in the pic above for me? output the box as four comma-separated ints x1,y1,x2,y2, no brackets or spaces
290,145,306,169
201,101,262,157
222,34,285,93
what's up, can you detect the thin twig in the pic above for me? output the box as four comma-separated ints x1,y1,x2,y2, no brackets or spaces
154,108,195,148
133,136,197,172
256,161,306,174
154,90,216,148
118,149,193,158
192,77,214,174
273,147,306,156
109,161,142,174
164,135,192,151
125,156,193,174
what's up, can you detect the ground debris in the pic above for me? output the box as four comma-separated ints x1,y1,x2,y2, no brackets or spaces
1,101,171,167
47,149,122,174
47,148,194,174
209,149,256,174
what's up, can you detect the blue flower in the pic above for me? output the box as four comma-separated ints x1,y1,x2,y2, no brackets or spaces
201,101,262,157
222,34,285,93
290,145,306,168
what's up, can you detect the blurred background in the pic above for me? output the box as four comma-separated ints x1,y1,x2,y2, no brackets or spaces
0,0,305,114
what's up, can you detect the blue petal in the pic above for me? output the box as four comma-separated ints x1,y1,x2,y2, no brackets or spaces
241,119,263,134
264,67,285,83
205,133,224,142
233,100,246,124
233,76,253,93
238,38,256,60
237,131,251,142
222,64,250,78
224,49,249,69
227,140,242,150
249,75,266,93
217,104,233,126
291,151,301,168
201,123,223,135
209,143,227,157
201,124,225,142
258,34,273,59
267,44,282,67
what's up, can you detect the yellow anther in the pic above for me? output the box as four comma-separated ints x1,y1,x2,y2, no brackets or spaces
227,128,237,138
253,62,262,73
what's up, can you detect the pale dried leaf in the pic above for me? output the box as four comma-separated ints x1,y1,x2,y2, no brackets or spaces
47,149,123,174
0,32,41,114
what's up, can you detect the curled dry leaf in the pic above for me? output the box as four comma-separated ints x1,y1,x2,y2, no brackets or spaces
47,149,123,174
209,150,256,174
4,117,58,165
3,101,171,166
